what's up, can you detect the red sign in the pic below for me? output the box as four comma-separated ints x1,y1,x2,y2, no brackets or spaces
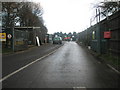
104,31,111,39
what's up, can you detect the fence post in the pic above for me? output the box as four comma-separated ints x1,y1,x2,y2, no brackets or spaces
97,23,101,54
97,8,101,54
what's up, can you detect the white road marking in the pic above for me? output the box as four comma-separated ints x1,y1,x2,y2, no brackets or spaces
107,64,120,74
0,46,62,83
73,87,86,90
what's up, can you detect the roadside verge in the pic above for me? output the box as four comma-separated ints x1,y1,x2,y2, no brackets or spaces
77,42,120,74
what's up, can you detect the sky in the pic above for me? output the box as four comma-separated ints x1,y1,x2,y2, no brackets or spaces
31,0,103,34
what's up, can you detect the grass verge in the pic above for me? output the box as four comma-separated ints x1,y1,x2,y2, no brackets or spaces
2,48,13,54
101,54,120,70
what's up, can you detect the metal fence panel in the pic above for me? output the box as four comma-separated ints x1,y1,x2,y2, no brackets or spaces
14,29,28,51
78,10,120,56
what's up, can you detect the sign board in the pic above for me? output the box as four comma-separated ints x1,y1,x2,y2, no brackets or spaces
92,31,95,39
7,34,12,39
36,36,40,46
104,31,111,39
0,33,6,41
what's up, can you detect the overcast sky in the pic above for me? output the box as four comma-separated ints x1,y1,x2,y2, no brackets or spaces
32,0,103,34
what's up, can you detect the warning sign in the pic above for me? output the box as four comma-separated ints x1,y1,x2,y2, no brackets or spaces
0,33,6,41
7,34,12,39
104,31,111,39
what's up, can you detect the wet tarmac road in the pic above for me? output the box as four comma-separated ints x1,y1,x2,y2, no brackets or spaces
2,42,120,88
2,43,62,77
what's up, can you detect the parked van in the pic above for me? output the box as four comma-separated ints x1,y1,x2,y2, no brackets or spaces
53,36,62,44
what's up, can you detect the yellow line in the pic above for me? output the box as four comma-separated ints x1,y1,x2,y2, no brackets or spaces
0,46,62,82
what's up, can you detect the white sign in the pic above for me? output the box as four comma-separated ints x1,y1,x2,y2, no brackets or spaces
36,36,40,46
7,34,12,39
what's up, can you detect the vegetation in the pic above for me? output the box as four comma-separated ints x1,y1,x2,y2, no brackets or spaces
2,2,44,27
94,0,120,17
2,1,48,49
53,32,78,41
2,48,13,54
101,54,120,70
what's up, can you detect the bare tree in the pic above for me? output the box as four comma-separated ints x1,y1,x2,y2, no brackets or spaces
2,2,22,28
2,1,48,47
95,0,120,17
18,2,40,26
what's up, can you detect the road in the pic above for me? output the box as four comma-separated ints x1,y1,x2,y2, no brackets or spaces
2,43,62,78
2,42,120,88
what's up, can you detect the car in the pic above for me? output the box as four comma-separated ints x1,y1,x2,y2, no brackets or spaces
53,37,62,44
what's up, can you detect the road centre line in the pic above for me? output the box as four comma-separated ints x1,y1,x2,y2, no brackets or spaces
0,46,62,83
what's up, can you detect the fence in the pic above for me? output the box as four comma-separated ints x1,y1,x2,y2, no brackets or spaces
14,29,28,51
78,10,120,56
3,27,47,51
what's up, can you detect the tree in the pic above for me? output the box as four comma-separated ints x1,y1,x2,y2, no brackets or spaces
2,2,44,27
18,2,43,27
95,0,120,17
2,1,48,47
2,2,22,28
68,32,72,37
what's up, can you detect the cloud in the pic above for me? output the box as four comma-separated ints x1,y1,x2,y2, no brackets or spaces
32,0,103,34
